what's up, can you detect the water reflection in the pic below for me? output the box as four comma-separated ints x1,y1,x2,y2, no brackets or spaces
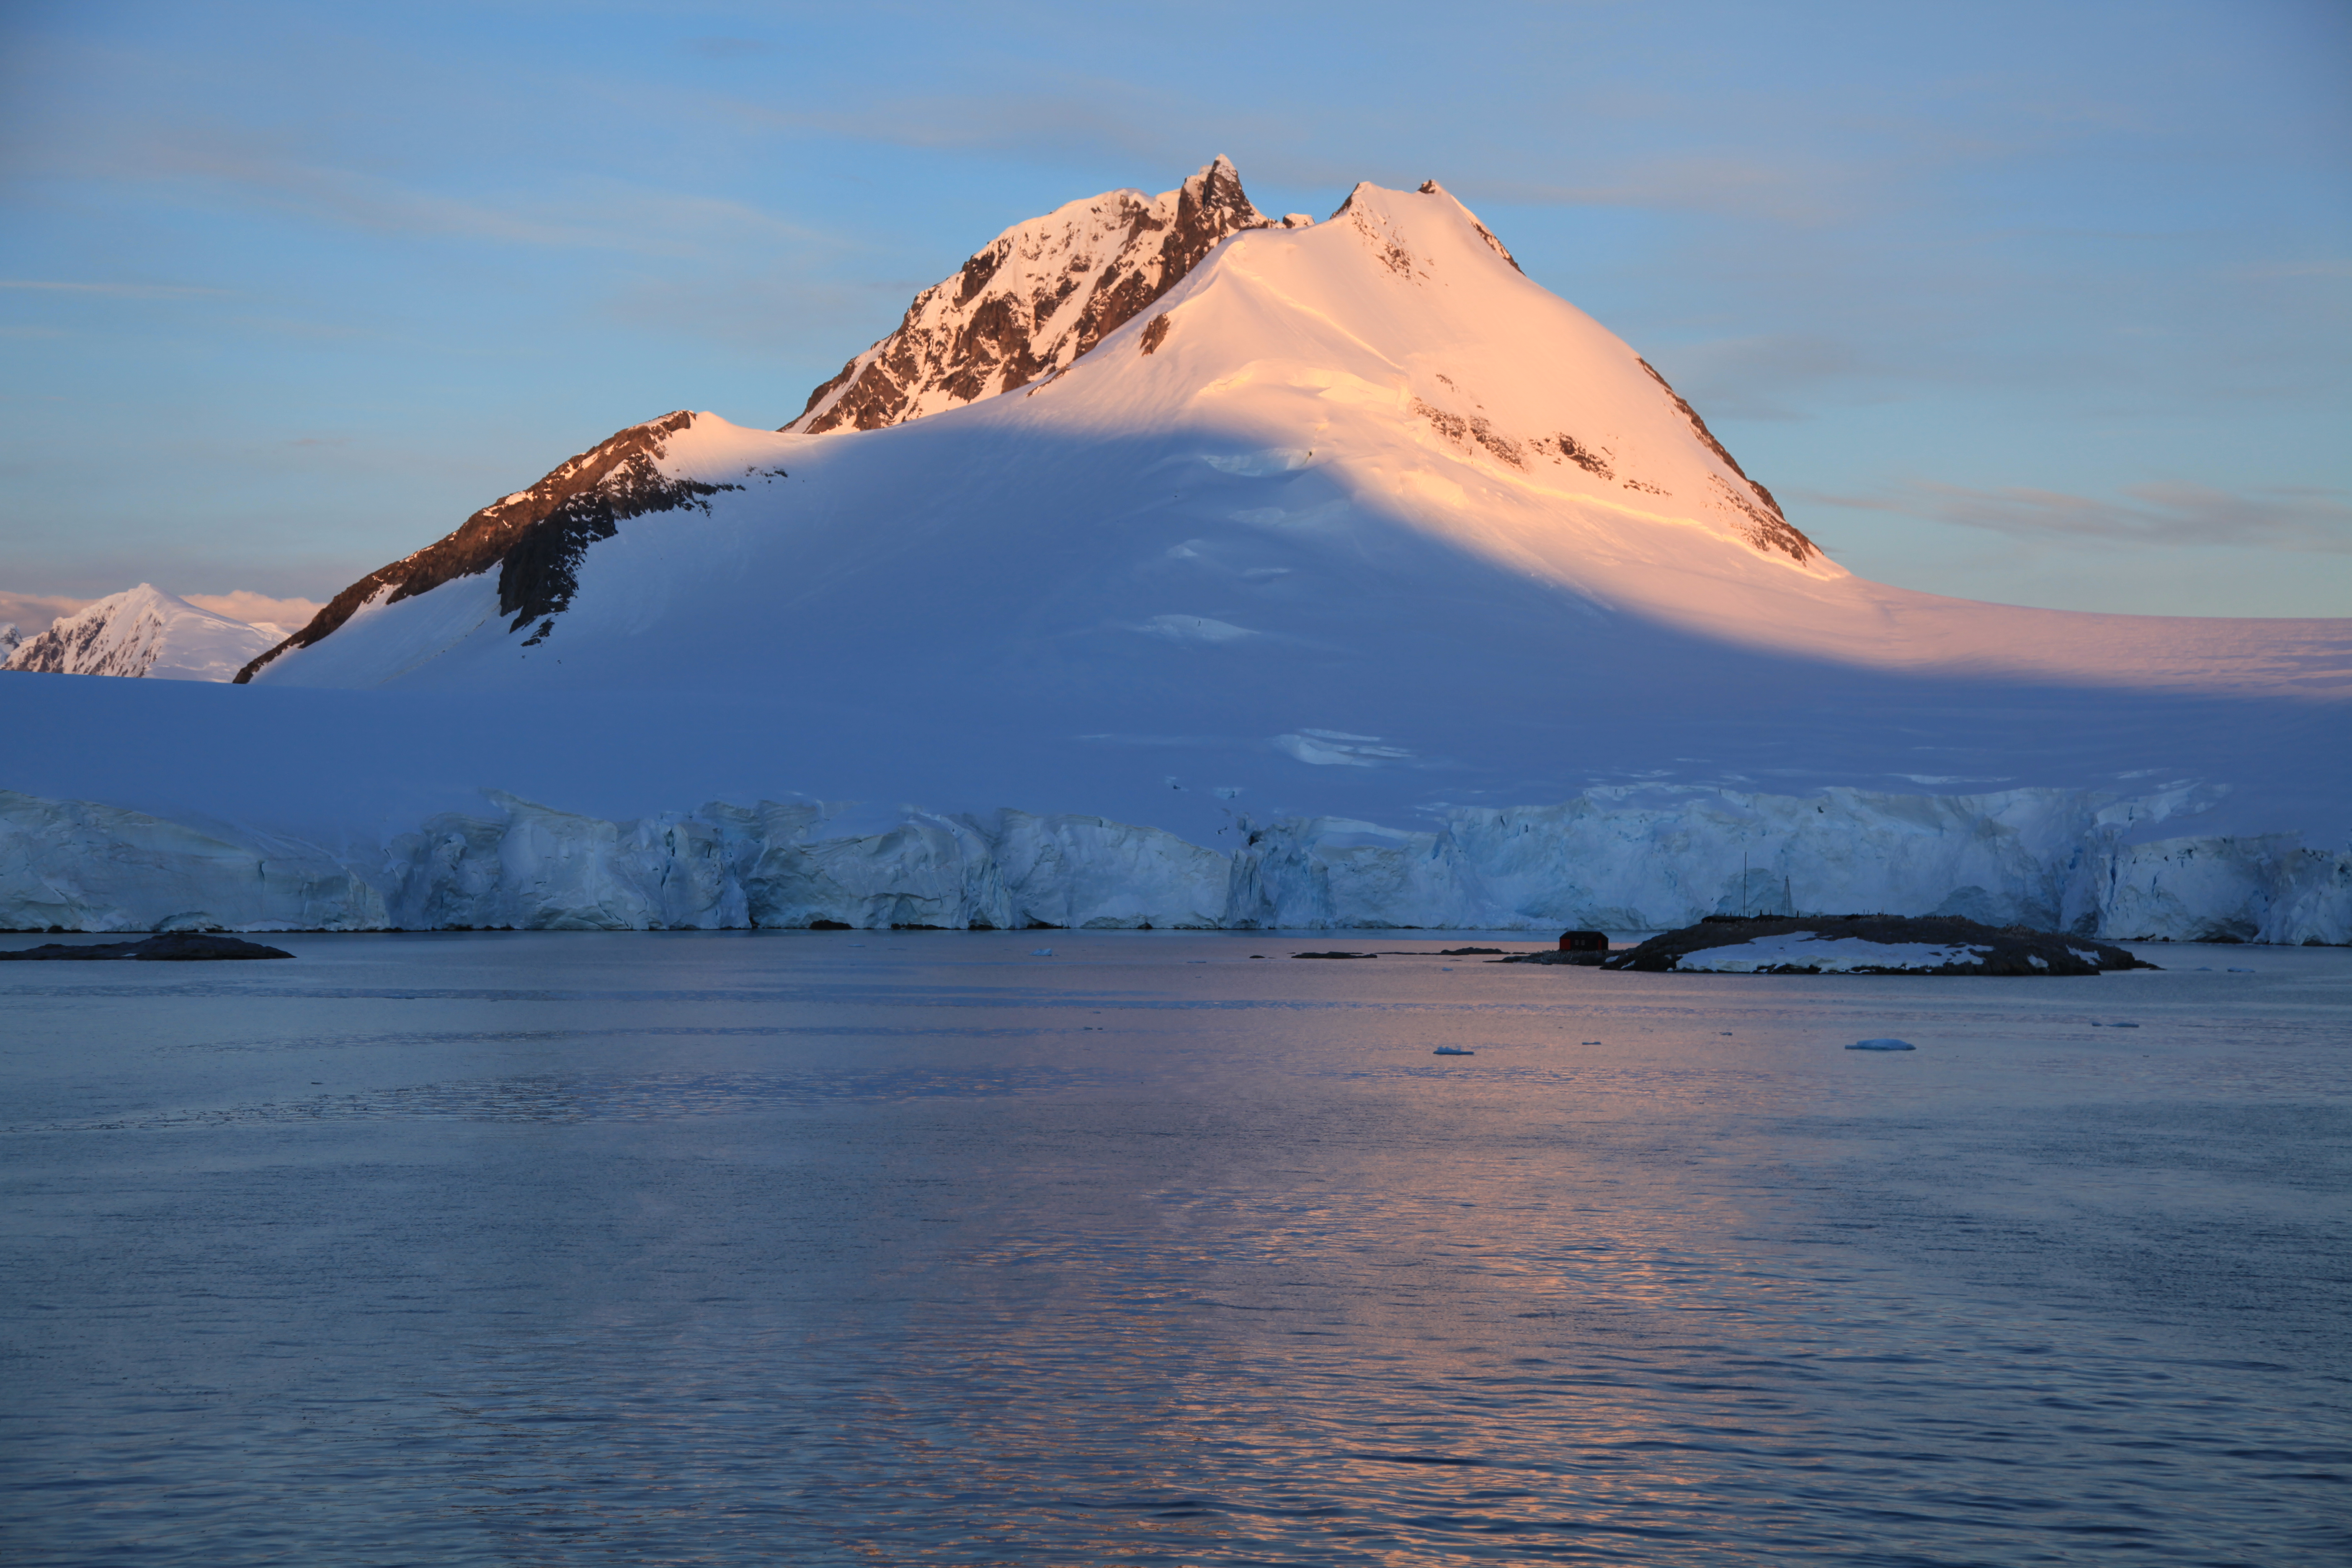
2,932,2344,1564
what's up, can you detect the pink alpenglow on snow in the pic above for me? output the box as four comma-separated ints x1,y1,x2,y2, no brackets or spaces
3,163,2347,939
240,170,2347,707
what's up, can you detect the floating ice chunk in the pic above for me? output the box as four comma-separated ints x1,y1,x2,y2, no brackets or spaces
1135,614,1258,644
2228,967,2253,973
1848,1038,1916,1051
1272,731,1414,767
1030,947,1055,957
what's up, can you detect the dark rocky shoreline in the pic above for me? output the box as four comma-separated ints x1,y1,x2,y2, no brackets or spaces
0,933,294,962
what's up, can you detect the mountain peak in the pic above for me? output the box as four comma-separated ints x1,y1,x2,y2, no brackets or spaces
786,158,1276,435
4,583,273,681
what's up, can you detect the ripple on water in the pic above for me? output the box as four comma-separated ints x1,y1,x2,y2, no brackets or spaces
19,1065,1093,1131
2,935,2345,1566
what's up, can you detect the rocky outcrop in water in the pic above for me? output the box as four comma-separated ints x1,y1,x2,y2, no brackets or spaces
1602,915,2157,975
0,932,293,960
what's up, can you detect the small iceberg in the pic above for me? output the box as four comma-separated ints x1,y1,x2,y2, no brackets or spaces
1433,1046,1475,1056
1030,947,1055,957
1849,1038,1916,1051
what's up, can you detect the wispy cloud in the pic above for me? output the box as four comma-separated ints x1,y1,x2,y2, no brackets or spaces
0,586,329,636
684,37,775,59
1805,480,2352,554
44,123,834,261
721,83,1299,181
0,590,90,633
2234,259,2352,280
183,590,324,629
1653,333,1883,421
1456,155,1875,227
0,279,226,297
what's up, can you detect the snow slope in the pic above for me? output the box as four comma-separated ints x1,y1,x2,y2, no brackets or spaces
3,585,275,681
4,168,2346,935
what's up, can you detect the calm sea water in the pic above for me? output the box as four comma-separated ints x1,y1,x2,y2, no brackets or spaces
2,931,2346,1565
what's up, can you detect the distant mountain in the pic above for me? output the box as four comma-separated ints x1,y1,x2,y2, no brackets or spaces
0,624,21,661
3,585,274,681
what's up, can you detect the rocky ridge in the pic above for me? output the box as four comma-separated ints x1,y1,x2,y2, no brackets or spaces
237,412,769,681
786,157,1287,434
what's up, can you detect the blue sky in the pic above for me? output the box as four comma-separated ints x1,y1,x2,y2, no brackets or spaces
2,0,2346,628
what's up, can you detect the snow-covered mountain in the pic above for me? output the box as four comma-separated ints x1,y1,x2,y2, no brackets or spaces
239,168,2342,712
6,162,2347,937
3,585,276,681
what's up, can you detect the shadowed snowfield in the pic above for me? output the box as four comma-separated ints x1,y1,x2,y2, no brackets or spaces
3,931,2344,1564
8,175,2347,943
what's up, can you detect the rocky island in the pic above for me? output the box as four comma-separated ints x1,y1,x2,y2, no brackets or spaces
1602,915,2156,975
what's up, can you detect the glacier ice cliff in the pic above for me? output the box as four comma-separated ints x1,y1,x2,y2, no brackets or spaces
2,784,2344,944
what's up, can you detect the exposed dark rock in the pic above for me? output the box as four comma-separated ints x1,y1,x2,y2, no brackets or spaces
789,159,1271,436
1552,434,1615,479
0,933,294,961
1292,950,1378,959
1493,949,1609,966
1603,915,2158,976
1139,313,1172,355
237,412,741,678
1634,359,1818,565
6,614,117,676
1411,399,1527,468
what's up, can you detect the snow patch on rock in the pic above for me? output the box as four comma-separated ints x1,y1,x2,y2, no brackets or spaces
1671,934,1992,972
